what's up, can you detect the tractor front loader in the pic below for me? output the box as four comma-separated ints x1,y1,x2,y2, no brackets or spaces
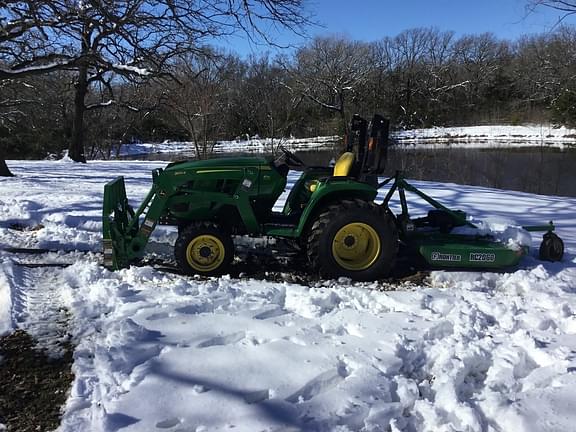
103,114,564,281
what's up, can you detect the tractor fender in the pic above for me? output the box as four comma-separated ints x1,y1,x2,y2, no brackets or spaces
294,180,378,237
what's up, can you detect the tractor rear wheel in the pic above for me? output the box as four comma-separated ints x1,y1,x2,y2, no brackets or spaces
307,200,398,281
175,222,234,276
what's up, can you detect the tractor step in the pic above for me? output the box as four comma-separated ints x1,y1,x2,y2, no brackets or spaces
263,212,299,233
263,223,297,229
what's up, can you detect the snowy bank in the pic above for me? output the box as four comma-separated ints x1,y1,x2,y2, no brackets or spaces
394,124,576,148
119,136,340,158
116,125,576,158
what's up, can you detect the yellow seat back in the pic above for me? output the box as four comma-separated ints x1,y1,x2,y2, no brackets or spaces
333,152,355,177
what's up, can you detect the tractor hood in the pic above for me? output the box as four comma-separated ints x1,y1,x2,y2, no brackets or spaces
165,157,268,172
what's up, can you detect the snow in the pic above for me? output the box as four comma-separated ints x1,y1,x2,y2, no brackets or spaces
395,124,576,149
111,64,151,77
120,136,339,157
0,59,77,77
0,159,575,431
117,124,576,158
452,217,533,250
0,260,14,335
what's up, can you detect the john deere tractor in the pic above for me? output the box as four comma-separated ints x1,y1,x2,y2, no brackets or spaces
103,114,563,280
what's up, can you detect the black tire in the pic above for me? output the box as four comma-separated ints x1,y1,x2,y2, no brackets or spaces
539,232,564,262
307,199,398,281
175,222,234,276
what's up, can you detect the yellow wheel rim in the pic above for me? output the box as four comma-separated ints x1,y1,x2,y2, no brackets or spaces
331,222,381,271
185,235,226,272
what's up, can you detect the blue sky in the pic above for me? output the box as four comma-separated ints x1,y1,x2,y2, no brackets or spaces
222,0,571,57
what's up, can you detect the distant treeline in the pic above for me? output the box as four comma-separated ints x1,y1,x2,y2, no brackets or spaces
2,26,576,159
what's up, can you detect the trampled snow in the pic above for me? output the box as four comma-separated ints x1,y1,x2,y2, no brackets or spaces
0,159,575,432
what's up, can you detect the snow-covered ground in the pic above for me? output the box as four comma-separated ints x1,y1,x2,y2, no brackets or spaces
0,159,575,432
395,124,576,150
117,124,576,158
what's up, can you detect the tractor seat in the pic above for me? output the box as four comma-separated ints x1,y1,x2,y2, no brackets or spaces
333,152,355,177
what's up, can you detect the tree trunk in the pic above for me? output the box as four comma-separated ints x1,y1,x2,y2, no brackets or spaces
337,92,348,134
68,64,88,163
0,158,14,177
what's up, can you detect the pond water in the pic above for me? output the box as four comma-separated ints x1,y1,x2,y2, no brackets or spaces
298,145,576,198
124,143,576,197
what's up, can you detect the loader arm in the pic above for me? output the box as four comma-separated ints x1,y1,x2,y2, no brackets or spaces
103,172,170,270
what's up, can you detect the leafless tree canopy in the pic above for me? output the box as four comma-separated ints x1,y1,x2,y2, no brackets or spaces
0,0,310,166
286,36,373,130
0,0,310,79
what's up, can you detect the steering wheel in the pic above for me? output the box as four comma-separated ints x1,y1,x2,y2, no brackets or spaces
279,146,306,167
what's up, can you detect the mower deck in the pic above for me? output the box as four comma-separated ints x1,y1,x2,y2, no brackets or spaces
412,234,526,269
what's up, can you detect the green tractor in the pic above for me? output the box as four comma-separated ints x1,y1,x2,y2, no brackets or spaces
102,114,564,280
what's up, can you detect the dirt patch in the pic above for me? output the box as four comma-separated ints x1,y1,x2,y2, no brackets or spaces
234,251,430,288
8,223,44,232
0,330,74,432
145,251,429,289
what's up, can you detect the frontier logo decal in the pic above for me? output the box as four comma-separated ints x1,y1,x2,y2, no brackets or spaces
469,252,496,263
431,252,462,262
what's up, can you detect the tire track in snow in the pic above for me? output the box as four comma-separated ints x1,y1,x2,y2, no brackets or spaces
10,264,71,356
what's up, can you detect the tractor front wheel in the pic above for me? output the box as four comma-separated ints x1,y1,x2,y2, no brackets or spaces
307,200,398,281
175,222,234,276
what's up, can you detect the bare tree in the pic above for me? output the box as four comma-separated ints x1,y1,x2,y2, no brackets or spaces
84,80,163,158
391,29,430,126
237,55,304,150
165,54,232,159
288,36,374,132
0,79,25,176
366,39,395,116
515,26,576,125
386,28,457,127
514,33,557,115
386,28,465,127
0,72,75,172
450,33,512,122
0,76,70,175
420,29,461,124
0,0,311,171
